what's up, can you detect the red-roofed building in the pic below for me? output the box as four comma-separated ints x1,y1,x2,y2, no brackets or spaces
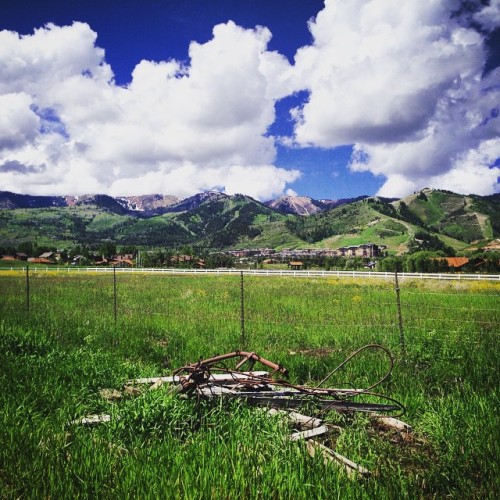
27,257,53,264
443,257,469,268
431,257,469,269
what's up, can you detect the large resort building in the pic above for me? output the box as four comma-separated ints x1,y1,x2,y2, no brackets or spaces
226,243,385,261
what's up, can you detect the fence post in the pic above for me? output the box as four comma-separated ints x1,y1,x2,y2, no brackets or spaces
240,271,246,347
26,265,30,314
394,270,405,354
113,266,117,324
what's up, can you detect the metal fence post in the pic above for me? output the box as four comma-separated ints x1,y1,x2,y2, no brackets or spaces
240,271,246,347
26,265,30,314
394,270,405,354
113,266,117,324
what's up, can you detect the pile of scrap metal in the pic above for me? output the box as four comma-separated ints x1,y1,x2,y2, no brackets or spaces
160,345,403,414
73,344,411,477
130,344,411,477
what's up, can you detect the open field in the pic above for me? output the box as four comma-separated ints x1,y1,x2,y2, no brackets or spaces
0,273,499,498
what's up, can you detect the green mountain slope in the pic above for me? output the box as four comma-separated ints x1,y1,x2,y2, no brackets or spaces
285,201,380,243
0,205,135,247
0,193,293,249
284,197,472,253
0,190,497,253
392,189,500,242
167,193,290,247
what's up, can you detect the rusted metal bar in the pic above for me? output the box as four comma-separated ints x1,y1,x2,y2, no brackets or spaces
317,344,393,391
235,351,256,371
180,351,289,377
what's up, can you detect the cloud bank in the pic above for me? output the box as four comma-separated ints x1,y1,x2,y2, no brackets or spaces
0,21,299,199
291,0,500,196
0,0,499,199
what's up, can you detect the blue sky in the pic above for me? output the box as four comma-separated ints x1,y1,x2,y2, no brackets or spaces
0,0,499,200
1,1,324,85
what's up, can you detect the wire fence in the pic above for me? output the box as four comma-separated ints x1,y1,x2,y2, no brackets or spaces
0,268,498,357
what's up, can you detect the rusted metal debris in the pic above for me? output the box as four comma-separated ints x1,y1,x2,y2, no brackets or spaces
163,345,404,416
73,345,411,478
177,350,289,378
142,344,408,477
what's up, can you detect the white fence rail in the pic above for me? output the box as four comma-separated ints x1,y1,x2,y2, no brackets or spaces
1,266,499,281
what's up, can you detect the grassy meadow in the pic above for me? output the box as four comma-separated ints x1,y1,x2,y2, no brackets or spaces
0,271,499,498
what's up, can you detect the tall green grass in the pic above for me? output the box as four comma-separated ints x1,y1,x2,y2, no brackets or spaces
0,272,498,498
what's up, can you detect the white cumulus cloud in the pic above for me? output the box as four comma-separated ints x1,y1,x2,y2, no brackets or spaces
1,3,499,201
474,0,500,32
0,93,40,150
290,0,500,196
0,21,297,200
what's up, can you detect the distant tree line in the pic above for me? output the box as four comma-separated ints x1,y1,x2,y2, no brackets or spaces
1,240,498,273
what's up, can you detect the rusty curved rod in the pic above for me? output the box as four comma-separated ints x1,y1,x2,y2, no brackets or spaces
316,344,393,392
174,350,289,378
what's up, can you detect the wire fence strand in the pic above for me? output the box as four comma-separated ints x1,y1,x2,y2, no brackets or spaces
0,269,498,359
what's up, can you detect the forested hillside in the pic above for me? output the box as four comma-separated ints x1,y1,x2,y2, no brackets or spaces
0,189,498,253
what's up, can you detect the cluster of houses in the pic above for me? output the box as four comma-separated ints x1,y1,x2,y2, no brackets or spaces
471,239,500,253
226,243,385,261
2,240,497,271
0,251,210,269
137,253,207,268
1,252,30,262
222,244,386,269
1,243,384,268
0,252,135,267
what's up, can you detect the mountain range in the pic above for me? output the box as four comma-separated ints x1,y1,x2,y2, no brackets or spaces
0,188,498,253
0,190,364,217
